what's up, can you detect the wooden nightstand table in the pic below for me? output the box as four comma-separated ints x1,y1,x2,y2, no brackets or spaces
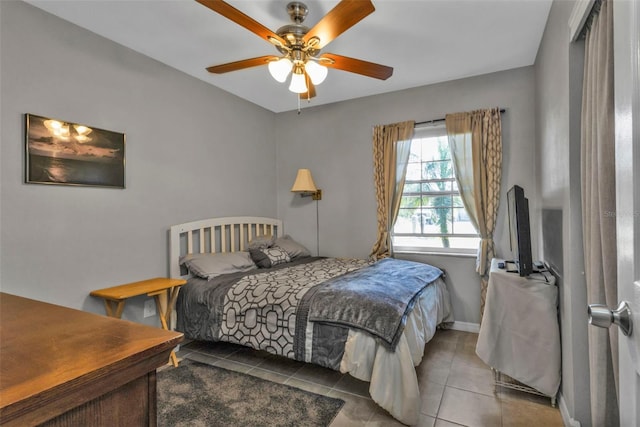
90,277,187,367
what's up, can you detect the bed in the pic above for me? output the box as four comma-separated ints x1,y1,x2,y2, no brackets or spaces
169,216,453,425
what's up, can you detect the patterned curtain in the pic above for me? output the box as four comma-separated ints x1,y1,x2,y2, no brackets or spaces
581,0,619,424
369,121,415,260
445,108,502,320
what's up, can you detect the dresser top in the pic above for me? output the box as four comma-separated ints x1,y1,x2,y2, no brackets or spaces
0,292,183,413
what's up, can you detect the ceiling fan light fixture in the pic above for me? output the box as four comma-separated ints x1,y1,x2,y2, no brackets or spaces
268,57,293,83
267,36,285,48
304,60,328,85
200,0,393,102
289,71,308,93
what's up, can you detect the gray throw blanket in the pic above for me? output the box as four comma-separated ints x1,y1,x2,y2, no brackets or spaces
307,258,443,349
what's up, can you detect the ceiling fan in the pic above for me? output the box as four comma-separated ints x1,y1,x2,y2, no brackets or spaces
196,0,393,100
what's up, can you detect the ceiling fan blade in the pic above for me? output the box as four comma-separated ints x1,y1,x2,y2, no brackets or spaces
196,0,287,47
300,75,317,99
320,53,393,80
206,55,277,73
303,0,375,49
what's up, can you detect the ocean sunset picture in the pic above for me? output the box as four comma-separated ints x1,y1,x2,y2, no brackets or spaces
25,114,125,188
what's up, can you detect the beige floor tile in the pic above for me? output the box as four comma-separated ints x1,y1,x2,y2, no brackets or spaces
501,399,564,427
185,340,243,357
292,362,345,388
434,418,467,427
251,351,305,376
207,356,254,374
181,350,225,367
424,339,458,362
222,346,271,366
284,377,334,396
499,386,556,407
457,330,480,347
417,414,437,427
327,390,380,424
430,329,465,344
245,366,290,384
446,361,496,397
451,343,490,371
416,355,452,386
419,380,445,417
361,392,405,425
333,373,371,397
330,411,367,427
367,410,407,426
438,386,502,427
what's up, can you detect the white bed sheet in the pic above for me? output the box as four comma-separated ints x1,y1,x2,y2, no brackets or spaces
334,278,453,425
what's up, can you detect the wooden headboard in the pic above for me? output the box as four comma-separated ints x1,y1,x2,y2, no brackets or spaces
169,216,283,278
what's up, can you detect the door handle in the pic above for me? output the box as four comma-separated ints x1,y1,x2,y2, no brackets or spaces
588,301,633,336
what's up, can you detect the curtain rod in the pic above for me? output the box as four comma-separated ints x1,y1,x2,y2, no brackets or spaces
415,108,506,126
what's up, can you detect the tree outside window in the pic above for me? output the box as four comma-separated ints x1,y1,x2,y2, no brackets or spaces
393,126,479,252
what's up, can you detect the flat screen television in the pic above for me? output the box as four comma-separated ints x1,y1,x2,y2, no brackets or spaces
507,185,533,276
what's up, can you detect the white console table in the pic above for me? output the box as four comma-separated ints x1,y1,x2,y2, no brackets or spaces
476,258,560,405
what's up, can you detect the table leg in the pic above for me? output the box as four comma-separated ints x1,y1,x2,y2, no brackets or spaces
103,299,125,319
166,287,180,324
152,290,179,368
153,293,169,330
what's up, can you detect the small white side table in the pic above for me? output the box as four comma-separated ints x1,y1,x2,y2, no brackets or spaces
476,258,560,406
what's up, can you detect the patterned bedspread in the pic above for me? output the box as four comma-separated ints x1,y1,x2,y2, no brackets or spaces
219,257,369,359
176,257,443,369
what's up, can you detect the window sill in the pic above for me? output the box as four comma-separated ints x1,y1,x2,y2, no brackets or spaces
394,249,477,258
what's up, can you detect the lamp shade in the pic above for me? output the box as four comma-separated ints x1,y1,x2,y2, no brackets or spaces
289,72,308,93
291,169,318,192
304,60,328,85
268,57,292,83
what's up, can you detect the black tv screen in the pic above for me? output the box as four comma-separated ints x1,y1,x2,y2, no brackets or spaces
507,185,533,276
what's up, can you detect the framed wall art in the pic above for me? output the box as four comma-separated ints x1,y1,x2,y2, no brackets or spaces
25,113,125,188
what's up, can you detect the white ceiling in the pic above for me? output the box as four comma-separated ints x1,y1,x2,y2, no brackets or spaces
25,0,552,113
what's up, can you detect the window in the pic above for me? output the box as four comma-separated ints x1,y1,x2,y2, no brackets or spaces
393,125,479,253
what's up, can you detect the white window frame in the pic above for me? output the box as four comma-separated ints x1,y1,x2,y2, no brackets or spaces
392,124,479,256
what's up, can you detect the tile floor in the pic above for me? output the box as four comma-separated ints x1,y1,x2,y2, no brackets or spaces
174,329,564,426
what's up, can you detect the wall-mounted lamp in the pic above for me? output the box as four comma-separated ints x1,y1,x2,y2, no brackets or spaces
291,168,321,256
291,168,322,200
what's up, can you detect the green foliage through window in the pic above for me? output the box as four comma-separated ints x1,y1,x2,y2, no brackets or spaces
393,126,479,251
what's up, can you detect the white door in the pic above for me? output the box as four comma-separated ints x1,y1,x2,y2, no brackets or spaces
614,0,640,424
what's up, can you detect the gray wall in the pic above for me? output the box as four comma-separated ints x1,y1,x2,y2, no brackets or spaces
275,66,538,324
0,0,559,345
535,0,590,424
0,1,277,323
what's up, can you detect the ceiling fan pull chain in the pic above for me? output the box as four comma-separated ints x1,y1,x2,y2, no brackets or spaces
297,95,301,115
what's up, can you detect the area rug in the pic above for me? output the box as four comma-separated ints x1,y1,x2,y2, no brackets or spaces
157,360,344,427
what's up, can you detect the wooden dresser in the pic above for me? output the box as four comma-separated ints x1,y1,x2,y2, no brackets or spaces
0,292,183,426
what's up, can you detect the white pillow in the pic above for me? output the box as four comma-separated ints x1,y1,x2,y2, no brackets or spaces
248,235,275,250
180,252,256,280
275,235,311,259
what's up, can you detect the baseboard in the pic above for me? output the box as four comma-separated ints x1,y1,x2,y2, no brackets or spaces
450,321,480,333
558,393,582,427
